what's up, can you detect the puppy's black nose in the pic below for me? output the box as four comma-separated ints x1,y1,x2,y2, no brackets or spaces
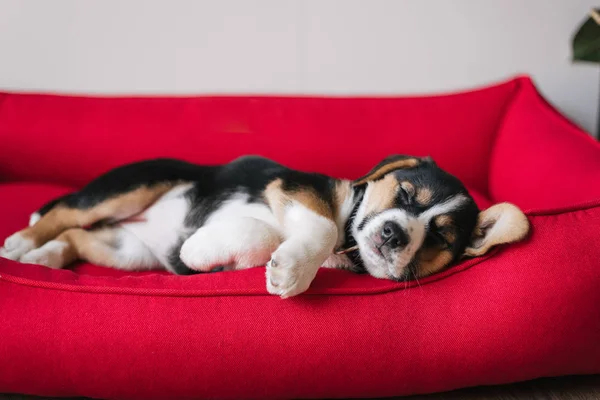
381,221,409,249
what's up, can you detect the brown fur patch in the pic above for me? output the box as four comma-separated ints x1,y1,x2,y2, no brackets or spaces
292,190,333,220
442,231,457,244
264,179,287,222
333,180,352,219
264,179,334,222
417,248,453,277
353,158,419,186
55,228,120,267
363,174,399,216
416,187,433,205
435,215,453,227
21,183,176,248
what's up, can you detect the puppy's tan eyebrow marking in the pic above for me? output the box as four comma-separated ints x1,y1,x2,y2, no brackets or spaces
353,158,419,186
435,215,453,227
416,187,433,205
363,174,399,215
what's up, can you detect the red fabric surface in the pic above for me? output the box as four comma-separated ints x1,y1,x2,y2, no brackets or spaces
0,78,517,195
490,79,600,208
0,75,599,399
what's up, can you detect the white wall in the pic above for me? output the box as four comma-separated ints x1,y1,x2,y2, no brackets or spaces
0,0,598,135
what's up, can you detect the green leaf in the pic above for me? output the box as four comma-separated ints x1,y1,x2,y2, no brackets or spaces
572,10,600,63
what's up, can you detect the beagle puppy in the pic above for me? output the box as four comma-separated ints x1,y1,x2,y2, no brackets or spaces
0,155,529,298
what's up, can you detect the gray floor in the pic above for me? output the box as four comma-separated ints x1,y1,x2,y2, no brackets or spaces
2,375,599,400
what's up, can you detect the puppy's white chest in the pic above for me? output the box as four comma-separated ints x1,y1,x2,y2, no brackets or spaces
120,185,193,266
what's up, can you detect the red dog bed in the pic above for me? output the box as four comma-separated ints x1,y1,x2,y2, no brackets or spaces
0,76,599,399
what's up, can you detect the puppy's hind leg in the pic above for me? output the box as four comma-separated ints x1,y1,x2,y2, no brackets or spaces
20,226,161,271
179,217,282,273
1,184,174,261
28,193,74,227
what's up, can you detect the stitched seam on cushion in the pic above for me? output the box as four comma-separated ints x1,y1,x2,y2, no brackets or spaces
0,254,494,298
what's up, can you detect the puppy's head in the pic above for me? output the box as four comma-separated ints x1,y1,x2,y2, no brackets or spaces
351,155,529,281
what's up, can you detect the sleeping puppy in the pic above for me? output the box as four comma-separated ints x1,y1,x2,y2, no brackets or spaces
0,155,529,298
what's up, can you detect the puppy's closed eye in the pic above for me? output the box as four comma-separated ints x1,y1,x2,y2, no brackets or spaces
399,181,415,204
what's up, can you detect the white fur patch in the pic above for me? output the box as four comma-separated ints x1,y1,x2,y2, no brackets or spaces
119,184,194,270
29,212,41,227
0,233,35,261
266,201,338,298
322,253,354,270
419,194,468,224
334,185,355,247
121,188,282,273
180,193,282,271
180,217,281,272
111,228,161,271
20,240,69,268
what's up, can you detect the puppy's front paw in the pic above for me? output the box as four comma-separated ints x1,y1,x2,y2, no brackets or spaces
0,232,35,261
322,253,355,271
266,246,318,299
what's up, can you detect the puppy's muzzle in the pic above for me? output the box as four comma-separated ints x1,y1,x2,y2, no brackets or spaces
375,221,409,250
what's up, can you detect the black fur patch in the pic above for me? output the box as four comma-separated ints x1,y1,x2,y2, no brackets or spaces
64,159,215,210
37,194,74,216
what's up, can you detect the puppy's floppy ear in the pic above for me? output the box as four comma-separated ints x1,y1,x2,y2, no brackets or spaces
464,203,529,257
353,155,424,186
